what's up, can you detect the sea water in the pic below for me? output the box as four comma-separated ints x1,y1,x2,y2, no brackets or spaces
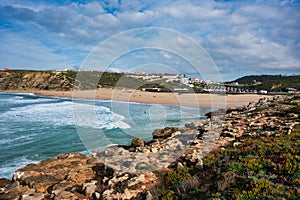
0,92,210,178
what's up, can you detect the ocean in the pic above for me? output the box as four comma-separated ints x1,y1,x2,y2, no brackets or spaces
0,92,210,179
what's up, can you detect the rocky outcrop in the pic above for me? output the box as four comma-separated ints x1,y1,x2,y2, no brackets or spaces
0,153,159,200
1,95,299,199
131,137,145,148
152,127,179,139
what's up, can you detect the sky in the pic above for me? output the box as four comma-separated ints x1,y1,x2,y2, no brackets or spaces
0,0,299,80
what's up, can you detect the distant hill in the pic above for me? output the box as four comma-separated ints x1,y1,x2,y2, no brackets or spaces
229,75,300,92
231,75,300,84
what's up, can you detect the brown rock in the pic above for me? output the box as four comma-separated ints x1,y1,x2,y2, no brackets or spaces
23,175,60,193
92,163,114,183
0,191,20,200
152,127,178,139
51,181,72,196
145,191,154,200
0,182,20,200
13,171,41,182
82,180,97,197
53,190,86,200
0,178,12,189
220,131,235,138
131,138,145,148
21,193,44,200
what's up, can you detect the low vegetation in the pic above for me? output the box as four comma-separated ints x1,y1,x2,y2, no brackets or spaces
230,75,300,92
151,125,300,199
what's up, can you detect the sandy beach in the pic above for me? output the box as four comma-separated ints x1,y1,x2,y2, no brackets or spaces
1,88,273,107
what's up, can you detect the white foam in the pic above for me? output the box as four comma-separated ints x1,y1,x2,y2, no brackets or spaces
0,135,33,146
0,157,37,179
12,97,59,105
0,101,75,127
3,92,35,96
75,104,131,130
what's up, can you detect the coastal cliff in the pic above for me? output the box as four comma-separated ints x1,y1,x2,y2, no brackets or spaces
0,95,299,199
0,70,145,91
0,70,75,91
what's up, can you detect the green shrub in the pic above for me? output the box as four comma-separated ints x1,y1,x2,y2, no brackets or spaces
165,167,191,188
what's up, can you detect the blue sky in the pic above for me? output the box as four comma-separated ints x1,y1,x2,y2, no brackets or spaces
0,0,299,80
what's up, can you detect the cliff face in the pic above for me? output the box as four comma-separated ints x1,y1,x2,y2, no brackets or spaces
0,70,75,91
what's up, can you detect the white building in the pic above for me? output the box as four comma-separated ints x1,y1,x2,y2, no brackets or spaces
180,77,190,85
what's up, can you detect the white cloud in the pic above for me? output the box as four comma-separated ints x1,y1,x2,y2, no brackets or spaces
0,31,77,69
117,10,154,27
0,0,299,78
163,3,226,21
81,2,105,17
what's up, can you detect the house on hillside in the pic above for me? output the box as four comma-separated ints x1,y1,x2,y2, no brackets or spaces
254,80,262,85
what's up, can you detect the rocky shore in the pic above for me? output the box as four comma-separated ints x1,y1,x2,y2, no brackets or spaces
0,95,299,200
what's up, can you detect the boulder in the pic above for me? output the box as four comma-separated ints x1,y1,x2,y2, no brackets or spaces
21,193,44,200
0,182,20,200
0,178,12,189
82,180,97,197
92,163,114,182
152,127,178,139
131,138,145,148
220,131,235,138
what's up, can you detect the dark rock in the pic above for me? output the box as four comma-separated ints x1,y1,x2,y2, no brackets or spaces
92,163,114,183
221,131,235,138
0,191,20,200
131,138,145,148
82,181,97,197
205,108,225,118
17,163,42,173
197,128,207,139
22,175,60,193
152,127,178,139
57,152,87,160
0,179,11,189
0,182,20,200
21,193,44,200
51,181,72,196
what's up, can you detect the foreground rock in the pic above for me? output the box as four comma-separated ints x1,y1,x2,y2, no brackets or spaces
0,153,159,200
1,95,299,199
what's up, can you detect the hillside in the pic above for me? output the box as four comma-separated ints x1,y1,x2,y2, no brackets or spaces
1,71,299,93
229,75,300,92
0,70,145,91
0,70,193,92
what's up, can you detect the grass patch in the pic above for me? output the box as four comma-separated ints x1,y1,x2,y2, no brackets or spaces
152,128,300,199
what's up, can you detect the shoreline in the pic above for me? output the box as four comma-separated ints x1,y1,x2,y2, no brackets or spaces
1,95,298,199
0,88,274,107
